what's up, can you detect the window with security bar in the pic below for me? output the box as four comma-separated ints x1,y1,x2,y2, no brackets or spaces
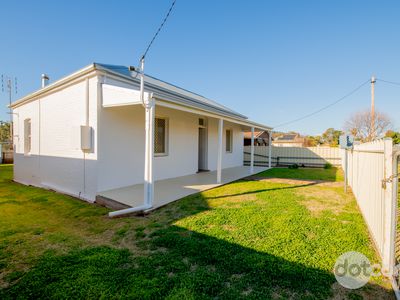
24,118,31,155
155,117,168,155
226,129,233,153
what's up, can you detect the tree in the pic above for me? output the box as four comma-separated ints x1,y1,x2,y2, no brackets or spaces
0,121,11,144
344,110,392,142
305,128,342,147
385,130,400,144
305,135,323,147
321,128,343,147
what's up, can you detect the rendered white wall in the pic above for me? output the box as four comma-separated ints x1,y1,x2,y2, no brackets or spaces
13,76,98,201
97,104,199,192
13,74,246,201
102,83,146,107
153,106,199,181
97,104,144,192
207,118,244,171
13,100,40,186
97,87,244,193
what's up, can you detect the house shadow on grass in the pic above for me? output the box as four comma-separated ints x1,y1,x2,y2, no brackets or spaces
257,167,344,182
1,185,394,299
203,181,318,201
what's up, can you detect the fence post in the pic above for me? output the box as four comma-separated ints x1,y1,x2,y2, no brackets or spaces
344,149,348,193
382,138,395,275
268,131,272,168
250,127,254,174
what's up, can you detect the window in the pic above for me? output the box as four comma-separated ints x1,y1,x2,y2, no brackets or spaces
226,129,233,152
24,118,31,155
154,117,168,155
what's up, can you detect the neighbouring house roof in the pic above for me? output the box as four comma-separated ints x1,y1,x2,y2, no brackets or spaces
10,63,272,130
275,134,298,141
273,134,305,143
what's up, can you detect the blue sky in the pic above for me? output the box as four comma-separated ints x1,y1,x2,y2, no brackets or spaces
0,0,399,135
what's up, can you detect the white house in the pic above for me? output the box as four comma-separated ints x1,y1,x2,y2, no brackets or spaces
272,133,306,147
10,63,272,216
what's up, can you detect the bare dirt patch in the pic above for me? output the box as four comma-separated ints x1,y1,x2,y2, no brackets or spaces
222,225,236,232
248,177,350,216
330,281,394,300
295,186,350,216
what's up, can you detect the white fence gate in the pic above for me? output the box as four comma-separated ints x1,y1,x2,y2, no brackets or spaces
244,146,341,167
344,138,400,294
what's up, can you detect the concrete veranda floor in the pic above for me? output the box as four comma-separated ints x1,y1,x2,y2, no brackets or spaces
97,166,269,211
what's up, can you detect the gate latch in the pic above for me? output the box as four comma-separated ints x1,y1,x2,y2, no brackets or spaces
382,174,399,189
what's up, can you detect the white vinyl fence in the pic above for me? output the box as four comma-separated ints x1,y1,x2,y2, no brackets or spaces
244,146,341,167
344,139,400,287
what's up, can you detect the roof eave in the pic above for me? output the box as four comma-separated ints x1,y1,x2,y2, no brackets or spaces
243,121,273,131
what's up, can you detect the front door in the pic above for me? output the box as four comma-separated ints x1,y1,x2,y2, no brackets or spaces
198,119,208,171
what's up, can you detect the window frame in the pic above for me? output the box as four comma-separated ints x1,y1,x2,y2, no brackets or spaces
24,118,32,155
154,116,169,157
225,128,233,153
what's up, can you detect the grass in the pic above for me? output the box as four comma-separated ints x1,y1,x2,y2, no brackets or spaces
258,166,344,182
0,164,393,299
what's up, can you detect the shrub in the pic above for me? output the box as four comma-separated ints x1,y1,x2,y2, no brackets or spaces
324,163,333,169
288,164,299,169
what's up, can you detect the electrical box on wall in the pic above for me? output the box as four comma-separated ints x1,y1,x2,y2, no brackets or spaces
80,125,92,151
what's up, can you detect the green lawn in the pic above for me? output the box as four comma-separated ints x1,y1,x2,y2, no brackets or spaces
258,166,344,182
0,165,393,299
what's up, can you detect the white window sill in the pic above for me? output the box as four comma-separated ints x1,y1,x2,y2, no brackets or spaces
155,153,168,157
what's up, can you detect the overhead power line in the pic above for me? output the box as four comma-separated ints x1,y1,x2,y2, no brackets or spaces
376,78,400,86
273,79,370,129
141,0,177,60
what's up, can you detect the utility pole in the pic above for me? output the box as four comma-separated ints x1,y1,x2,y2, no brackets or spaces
1,75,17,150
371,76,376,140
7,78,13,150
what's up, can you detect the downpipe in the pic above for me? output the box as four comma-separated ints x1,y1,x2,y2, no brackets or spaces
108,59,154,218
108,205,152,218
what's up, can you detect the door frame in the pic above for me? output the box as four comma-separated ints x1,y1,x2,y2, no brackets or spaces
198,118,208,172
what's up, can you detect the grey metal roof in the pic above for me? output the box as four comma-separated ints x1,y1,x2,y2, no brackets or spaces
276,134,298,141
94,63,248,120
10,62,271,130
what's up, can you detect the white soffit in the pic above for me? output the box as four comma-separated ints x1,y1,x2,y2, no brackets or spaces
102,84,148,107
